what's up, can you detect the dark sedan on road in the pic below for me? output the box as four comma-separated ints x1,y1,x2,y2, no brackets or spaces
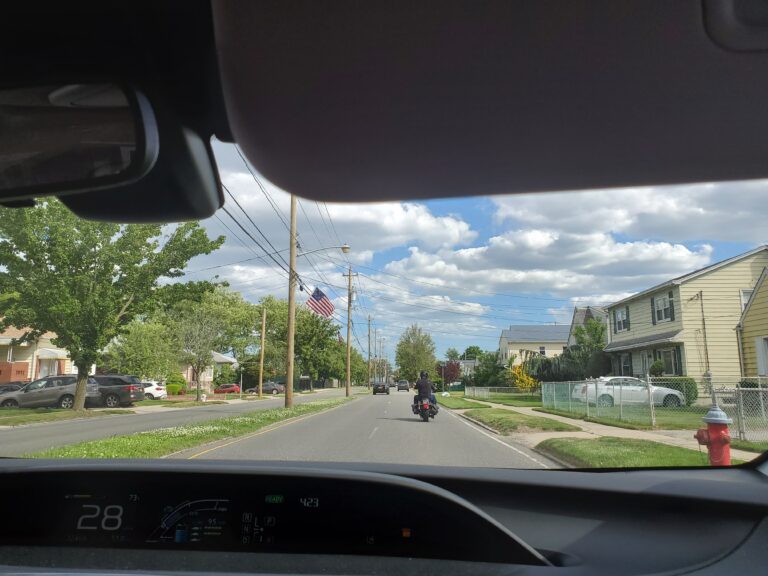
245,382,285,395
372,382,389,395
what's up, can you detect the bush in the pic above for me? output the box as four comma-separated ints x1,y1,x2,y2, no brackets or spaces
656,376,698,406
164,372,188,396
739,378,767,389
649,360,665,377
165,384,183,396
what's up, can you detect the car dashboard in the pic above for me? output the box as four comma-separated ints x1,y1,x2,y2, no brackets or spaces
0,459,766,576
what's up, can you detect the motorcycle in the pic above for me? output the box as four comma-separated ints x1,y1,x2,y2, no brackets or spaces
412,396,438,422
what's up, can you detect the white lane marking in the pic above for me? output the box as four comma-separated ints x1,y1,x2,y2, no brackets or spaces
445,410,550,469
368,427,379,440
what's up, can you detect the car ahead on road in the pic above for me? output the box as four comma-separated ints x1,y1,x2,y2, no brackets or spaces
214,383,241,395
572,377,686,408
245,382,285,395
0,375,100,409
0,382,24,394
388,381,396,387
141,382,167,400
92,375,145,407
372,382,389,395
396,380,410,391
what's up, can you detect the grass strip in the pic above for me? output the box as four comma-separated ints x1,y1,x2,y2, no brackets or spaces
534,406,719,431
436,395,490,409
134,400,228,408
0,408,132,426
464,408,580,434
26,397,353,459
488,394,542,407
731,439,768,454
535,407,654,430
535,436,727,468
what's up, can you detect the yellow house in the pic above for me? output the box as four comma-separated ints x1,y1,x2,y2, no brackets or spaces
498,325,570,365
604,246,768,384
737,267,768,379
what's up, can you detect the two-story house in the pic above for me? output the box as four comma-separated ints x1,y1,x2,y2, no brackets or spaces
604,245,768,383
566,306,608,347
498,325,570,365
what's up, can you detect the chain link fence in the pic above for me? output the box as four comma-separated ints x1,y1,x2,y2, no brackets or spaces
465,386,540,403
540,377,768,442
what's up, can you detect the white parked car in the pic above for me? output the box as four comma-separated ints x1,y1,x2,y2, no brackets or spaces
571,377,685,408
142,381,168,400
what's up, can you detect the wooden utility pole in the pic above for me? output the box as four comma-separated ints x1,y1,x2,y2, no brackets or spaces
343,265,357,397
367,315,372,389
258,306,266,399
285,194,297,408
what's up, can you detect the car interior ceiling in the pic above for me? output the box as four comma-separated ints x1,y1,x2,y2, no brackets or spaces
1,1,768,575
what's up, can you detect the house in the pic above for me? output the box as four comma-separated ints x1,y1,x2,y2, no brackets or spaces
0,327,74,383
458,358,478,377
604,246,768,382
566,306,608,347
737,267,768,379
498,325,570,365
180,351,238,389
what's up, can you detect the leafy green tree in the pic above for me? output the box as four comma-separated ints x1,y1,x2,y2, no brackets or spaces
473,350,507,386
100,320,179,380
570,318,609,378
0,199,223,409
445,347,460,361
214,364,237,386
395,324,436,382
152,280,226,314
463,345,483,360
295,307,346,390
208,287,259,364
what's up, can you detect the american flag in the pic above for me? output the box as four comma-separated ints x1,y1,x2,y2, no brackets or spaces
307,287,334,318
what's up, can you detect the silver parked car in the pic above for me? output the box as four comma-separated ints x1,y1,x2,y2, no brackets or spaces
0,375,101,409
571,377,686,408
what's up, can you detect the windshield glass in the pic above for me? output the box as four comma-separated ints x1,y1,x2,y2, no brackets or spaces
0,140,765,469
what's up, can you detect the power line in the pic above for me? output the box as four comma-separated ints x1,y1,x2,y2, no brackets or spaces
220,206,292,277
234,146,290,232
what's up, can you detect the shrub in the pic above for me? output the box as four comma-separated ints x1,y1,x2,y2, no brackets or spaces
656,376,698,406
165,384,182,396
649,360,665,377
510,364,539,392
739,378,767,389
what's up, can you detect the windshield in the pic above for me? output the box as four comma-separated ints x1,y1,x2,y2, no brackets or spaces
0,140,765,470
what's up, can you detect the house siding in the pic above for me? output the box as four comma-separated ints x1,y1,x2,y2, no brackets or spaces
741,272,768,376
501,341,568,365
679,254,768,382
608,286,683,344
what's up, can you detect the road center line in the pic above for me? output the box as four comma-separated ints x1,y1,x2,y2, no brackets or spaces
368,426,378,440
445,410,550,469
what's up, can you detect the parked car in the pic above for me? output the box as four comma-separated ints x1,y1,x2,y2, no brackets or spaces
92,375,145,407
0,382,24,395
0,375,100,409
214,383,241,394
372,382,389,395
142,381,167,400
396,380,410,391
245,382,285,395
571,377,686,408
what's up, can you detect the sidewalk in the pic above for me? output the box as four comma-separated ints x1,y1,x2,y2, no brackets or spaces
475,401,757,462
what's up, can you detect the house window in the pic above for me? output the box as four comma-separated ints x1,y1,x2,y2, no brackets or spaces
620,353,632,376
539,346,546,356
616,308,628,332
660,348,678,375
741,289,754,312
655,296,672,322
5,347,12,362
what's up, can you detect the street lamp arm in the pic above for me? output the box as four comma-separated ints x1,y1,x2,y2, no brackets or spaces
297,244,350,258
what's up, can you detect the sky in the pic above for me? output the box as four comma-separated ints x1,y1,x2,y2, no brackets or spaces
178,141,768,366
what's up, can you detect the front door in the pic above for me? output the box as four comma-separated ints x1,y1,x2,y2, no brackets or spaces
660,349,677,375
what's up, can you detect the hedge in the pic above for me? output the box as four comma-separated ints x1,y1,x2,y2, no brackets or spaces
655,377,698,406
165,384,185,396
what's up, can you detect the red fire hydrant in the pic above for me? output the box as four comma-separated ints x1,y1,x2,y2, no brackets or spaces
694,404,732,466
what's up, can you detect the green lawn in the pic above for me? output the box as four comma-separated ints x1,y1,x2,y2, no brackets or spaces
489,393,542,407
436,395,490,409
537,437,714,468
0,408,132,426
731,439,768,453
27,397,353,459
134,399,228,408
464,408,580,434
535,405,712,430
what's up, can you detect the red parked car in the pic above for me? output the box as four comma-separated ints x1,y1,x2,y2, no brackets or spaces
213,384,241,394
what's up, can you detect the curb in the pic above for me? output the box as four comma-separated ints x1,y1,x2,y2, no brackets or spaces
532,446,575,469
458,412,503,435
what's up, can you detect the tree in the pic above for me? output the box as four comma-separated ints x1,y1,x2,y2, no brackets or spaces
463,345,483,360
436,360,461,385
208,287,259,364
295,307,344,390
571,318,609,378
100,320,179,380
473,350,507,387
0,199,223,409
214,364,237,386
445,347,460,361
395,324,436,382
152,280,226,314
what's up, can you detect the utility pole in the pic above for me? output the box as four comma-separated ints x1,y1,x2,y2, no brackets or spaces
343,265,357,397
367,315,372,389
374,328,378,383
285,194,297,408
258,305,266,399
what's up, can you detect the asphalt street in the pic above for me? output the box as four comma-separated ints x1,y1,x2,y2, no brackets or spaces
0,389,347,456
171,389,556,468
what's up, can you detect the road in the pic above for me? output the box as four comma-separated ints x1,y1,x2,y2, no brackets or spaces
171,389,556,468
0,389,347,456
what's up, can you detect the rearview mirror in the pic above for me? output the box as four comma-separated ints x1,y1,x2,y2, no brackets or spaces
0,84,158,201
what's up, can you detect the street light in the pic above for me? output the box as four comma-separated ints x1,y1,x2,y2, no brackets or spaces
285,193,350,408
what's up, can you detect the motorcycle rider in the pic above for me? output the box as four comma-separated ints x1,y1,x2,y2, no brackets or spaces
412,370,438,414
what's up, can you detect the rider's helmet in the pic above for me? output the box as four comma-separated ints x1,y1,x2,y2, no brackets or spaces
419,370,428,380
